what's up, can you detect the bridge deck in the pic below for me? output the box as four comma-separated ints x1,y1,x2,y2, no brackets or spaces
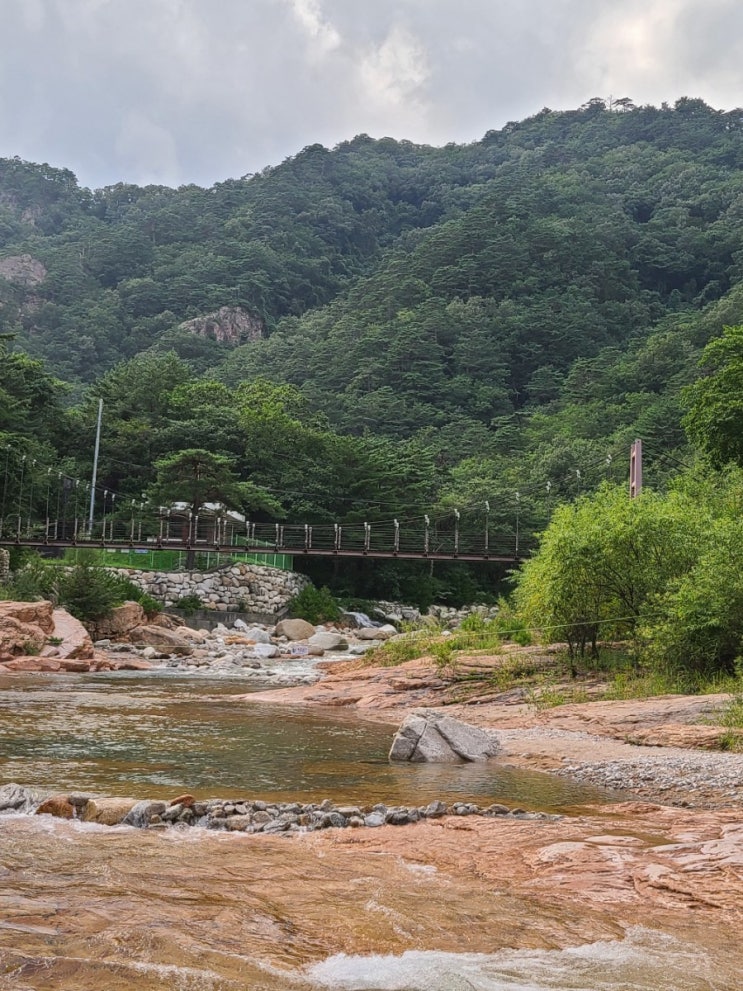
0,536,517,564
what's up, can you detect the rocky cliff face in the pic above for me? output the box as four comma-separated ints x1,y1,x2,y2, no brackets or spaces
178,306,264,345
0,254,47,287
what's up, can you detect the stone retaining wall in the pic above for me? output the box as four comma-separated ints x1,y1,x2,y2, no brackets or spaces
0,549,9,585
111,562,310,616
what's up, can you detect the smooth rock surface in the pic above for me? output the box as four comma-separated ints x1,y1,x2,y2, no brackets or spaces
129,625,193,656
307,631,348,650
83,798,140,825
389,711,499,763
89,601,146,640
274,618,316,641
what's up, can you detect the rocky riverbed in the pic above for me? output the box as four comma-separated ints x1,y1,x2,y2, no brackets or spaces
3,599,742,810
2,782,556,832
0,599,399,682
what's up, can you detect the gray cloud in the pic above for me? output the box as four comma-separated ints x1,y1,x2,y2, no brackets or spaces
1,0,741,189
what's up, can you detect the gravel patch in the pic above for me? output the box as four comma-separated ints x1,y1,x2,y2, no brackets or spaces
493,727,743,808
556,750,743,807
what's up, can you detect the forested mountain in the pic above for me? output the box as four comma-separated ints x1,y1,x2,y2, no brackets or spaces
2,97,743,603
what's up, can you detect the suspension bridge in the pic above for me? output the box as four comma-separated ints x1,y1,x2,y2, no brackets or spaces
0,456,522,564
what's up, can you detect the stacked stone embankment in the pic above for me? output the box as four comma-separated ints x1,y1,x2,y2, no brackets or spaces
110,562,309,615
0,784,555,832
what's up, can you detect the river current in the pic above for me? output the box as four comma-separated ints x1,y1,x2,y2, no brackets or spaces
0,671,739,990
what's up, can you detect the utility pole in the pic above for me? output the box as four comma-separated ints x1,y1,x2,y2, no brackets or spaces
88,398,103,533
630,439,643,499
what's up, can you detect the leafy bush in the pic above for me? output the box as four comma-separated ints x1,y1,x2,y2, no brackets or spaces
289,584,341,624
57,565,136,622
174,594,204,615
6,557,163,623
488,599,533,646
642,518,743,676
366,632,433,667
7,555,60,602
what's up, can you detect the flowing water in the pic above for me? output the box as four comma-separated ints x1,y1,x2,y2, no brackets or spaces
0,671,739,990
0,671,617,808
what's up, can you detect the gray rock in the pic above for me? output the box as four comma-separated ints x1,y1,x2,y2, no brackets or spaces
364,812,386,828
263,819,291,833
0,782,46,814
226,815,252,831
389,711,499,763
274,618,315,641
349,643,378,654
356,626,389,641
308,631,348,650
423,800,447,818
121,800,168,828
251,643,280,659
385,809,411,825
321,812,347,829
240,625,272,644
435,715,499,761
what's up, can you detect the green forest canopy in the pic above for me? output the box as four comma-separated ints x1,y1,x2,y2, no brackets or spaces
2,97,743,619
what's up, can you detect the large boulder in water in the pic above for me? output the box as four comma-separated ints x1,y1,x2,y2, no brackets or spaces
49,608,94,659
389,710,499,763
0,602,93,664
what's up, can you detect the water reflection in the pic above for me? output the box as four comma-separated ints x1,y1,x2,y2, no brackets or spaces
0,671,617,809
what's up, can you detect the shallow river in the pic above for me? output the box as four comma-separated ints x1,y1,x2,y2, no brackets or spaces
0,672,739,990
0,670,616,808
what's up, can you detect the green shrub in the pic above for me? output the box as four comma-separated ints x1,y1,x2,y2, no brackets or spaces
8,555,60,602
289,584,341,624
489,599,533,646
136,593,162,618
174,594,204,615
108,576,162,617
429,638,457,674
367,632,432,667
57,565,133,622
643,519,743,677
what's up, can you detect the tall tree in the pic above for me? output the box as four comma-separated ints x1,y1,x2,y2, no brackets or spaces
683,325,743,466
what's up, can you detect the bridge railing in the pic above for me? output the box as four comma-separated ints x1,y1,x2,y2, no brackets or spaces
0,510,522,560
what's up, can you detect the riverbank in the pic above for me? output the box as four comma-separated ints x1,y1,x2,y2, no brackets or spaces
3,644,743,989
242,650,743,810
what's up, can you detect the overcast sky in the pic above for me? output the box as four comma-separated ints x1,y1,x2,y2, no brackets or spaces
2,0,741,190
